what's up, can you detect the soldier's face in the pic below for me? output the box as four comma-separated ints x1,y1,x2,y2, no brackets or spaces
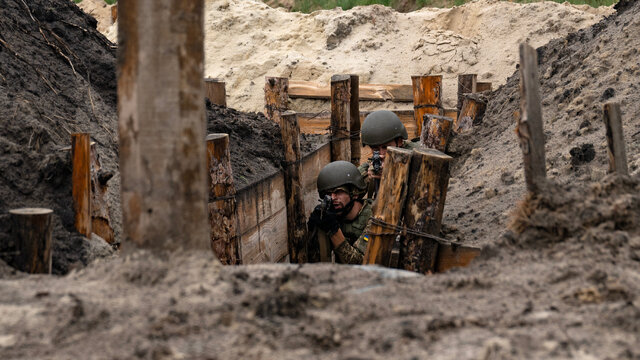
330,189,351,210
369,138,403,158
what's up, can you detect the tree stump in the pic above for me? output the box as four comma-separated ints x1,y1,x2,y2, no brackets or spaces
330,74,351,162
457,74,477,115
72,133,92,237
454,94,487,134
10,208,53,274
264,77,289,123
603,103,628,175
204,78,227,107
421,114,453,152
412,75,442,136
350,74,361,166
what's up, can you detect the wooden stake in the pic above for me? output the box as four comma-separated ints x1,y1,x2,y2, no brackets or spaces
72,133,91,237
457,74,477,115
10,208,53,274
476,82,492,92
400,148,452,273
603,103,628,175
280,111,308,263
362,147,412,266
454,94,487,134
204,78,227,107
206,134,239,264
264,77,289,123
90,143,114,243
421,114,453,152
517,43,546,194
111,4,118,24
412,75,442,136
350,74,361,166
330,74,351,162
118,0,210,251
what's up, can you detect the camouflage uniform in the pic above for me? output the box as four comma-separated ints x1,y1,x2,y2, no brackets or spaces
331,199,373,264
358,140,420,184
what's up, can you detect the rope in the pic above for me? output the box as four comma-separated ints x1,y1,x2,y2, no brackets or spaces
367,217,449,243
413,104,440,110
326,125,361,140
209,194,236,202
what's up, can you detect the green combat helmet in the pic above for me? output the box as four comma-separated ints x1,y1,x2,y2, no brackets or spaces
317,161,367,197
361,110,408,146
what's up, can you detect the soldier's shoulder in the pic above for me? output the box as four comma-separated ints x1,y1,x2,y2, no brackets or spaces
403,140,420,149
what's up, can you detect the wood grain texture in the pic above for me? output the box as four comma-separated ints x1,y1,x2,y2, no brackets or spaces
421,114,453,152
289,80,413,102
350,75,361,165
204,78,226,107
10,208,53,274
457,74,477,114
603,103,628,175
264,77,289,123
72,133,91,237
454,95,487,134
330,75,351,162
412,75,443,136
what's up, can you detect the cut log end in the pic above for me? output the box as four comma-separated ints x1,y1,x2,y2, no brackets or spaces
9,208,54,216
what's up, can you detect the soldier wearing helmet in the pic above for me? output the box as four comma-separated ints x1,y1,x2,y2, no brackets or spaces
307,161,372,264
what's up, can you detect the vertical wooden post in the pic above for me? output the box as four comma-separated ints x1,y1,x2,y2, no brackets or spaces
206,134,239,264
454,94,487,134
476,82,492,92
400,148,452,274
90,143,115,243
362,147,413,266
10,208,53,274
264,77,289,123
603,103,628,175
330,74,351,162
517,43,547,194
280,111,308,263
412,75,442,136
349,74,361,166
118,0,210,251
204,78,227,107
457,74,477,115
72,133,91,237
421,114,453,152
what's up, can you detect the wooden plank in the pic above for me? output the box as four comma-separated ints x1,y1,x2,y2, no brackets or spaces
289,80,414,102
235,188,258,235
240,226,260,263
261,208,288,262
436,243,481,272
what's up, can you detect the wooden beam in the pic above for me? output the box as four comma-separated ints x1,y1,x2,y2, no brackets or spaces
204,78,227,107
362,147,413,266
603,103,628,175
206,134,239,264
117,0,210,251
9,208,53,274
476,82,492,92
330,74,351,162
288,80,413,102
421,114,453,152
280,111,308,263
350,74,361,166
454,94,487,134
264,77,288,122
412,75,443,136
72,133,92,237
517,43,547,194
457,74,477,115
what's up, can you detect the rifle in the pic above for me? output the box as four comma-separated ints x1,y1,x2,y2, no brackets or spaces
307,195,333,262
369,150,382,198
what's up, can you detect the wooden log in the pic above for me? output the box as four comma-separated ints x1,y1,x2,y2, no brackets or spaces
289,80,413,102
454,94,487,134
206,134,239,264
9,208,53,274
476,82,492,92
264,77,289,123
72,133,92,237
412,75,443,136
350,74,361,166
279,111,308,263
399,148,452,273
457,74,477,115
204,78,227,107
603,103,628,175
436,242,481,273
517,43,547,194
421,114,453,152
90,143,114,243
362,147,413,266
330,74,351,162
118,0,210,251
111,4,118,24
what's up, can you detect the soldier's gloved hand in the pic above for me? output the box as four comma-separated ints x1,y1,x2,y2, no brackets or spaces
317,210,340,237
308,205,323,229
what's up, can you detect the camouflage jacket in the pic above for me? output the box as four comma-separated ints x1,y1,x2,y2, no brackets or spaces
357,140,419,183
332,200,373,265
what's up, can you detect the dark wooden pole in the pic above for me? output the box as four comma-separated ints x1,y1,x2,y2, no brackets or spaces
457,74,477,115
454,94,487,134
349,74,361,166
10,208,53,274
204,78,227,107
280,111,308,263
72,133,92,237
206,134,239,264
362,147,412,266
603,103,628,175
264,77,289,123
476,82,492,92
421,114,453,152
399,148,452,274
517,43,547,194
330,74,351,162
412,75,442,136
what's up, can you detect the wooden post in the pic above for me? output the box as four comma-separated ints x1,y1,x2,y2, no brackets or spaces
72,133,91,237
330,74,351,162
457,74,477,115
204,78,227,107
206,134,239,264
603,103,628,175
90,143,115,243
476,82,492,92
111,4,118,24
10,208,53,274
349,74,361,166
280,111,308,263
517,43,546,194
454,94,487,134
362,147,413,266
118,0,210,251
412,75,442,136
399,148,452,273
264,77,289,123
421,114,453,152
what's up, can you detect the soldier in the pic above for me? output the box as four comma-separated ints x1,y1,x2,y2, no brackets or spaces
307,161,372,264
